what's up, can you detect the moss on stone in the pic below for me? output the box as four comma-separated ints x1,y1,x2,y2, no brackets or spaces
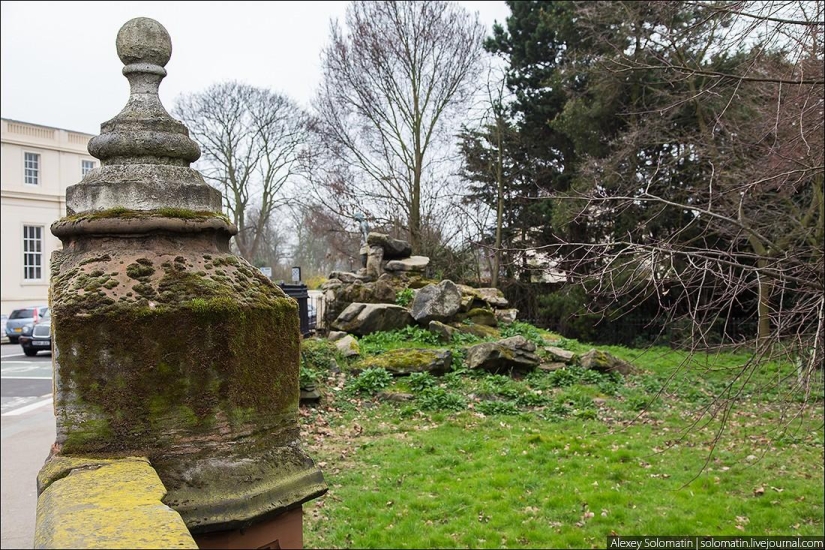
358,348,451,376
61,207,230,225
126,261,155,280
78,254,112,266
454,323,499,339
34,457,198,549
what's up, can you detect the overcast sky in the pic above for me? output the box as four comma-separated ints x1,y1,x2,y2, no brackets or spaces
1,1,511,135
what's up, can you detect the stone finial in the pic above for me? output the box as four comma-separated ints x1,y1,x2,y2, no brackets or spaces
116,17,172,67
87,17,199,167
67,17,221,214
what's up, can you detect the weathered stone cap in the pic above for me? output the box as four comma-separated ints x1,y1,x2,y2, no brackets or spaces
66,17,221,215
35,456,197,549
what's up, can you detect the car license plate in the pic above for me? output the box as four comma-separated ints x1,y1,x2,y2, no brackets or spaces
13,328,21,333
33,341,49,346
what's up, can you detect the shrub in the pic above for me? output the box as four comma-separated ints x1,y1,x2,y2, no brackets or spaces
538,285,600,342
417,387,466,411
346,368,393,395
476,400,521,416
451,331,483,345
301,338,339,371
300,366,320,389
304,275,327,290
395,288,415,307
516,391,552,407
475,374,524,399
408,372,436,393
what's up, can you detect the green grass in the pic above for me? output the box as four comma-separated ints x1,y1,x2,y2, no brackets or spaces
300,327,824,548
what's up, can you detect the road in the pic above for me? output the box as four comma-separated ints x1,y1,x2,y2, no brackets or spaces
1,343,55,549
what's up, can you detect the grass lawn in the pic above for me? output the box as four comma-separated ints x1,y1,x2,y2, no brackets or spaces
299,326,824,548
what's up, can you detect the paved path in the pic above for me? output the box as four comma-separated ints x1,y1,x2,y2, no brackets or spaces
1,343,55,549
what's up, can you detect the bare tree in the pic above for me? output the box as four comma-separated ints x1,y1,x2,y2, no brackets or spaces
553,1,823,398
310,0,486,252
459,68,516,287
174,82,308,262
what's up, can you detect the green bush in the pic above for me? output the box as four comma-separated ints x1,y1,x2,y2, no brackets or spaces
476,374,524,399
408,372,436,393
515,391,552,407
538,285,601,342
451,331,483,345
417,387,466,411
395,288,415,307
300,366,320,389
301,338,339,371
346,368,393,395
476,400,521,416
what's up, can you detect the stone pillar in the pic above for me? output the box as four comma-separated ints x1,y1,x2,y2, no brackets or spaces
44,17,325,546
365,245,384,280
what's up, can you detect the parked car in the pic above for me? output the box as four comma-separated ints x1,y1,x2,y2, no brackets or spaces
5,306,48,344
1,314,8,344
19,310,52,356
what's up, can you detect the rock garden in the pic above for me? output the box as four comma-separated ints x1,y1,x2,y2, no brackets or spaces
294,233,824,548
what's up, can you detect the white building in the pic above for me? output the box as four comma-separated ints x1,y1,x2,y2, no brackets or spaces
1,118,97,315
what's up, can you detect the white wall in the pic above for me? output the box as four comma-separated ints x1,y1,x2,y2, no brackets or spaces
1,119,96,314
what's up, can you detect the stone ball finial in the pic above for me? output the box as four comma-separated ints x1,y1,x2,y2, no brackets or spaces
116,17,172,67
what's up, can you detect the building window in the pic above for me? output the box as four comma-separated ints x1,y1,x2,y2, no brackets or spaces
81,159,96,176
23,225,43,280
24,152,40,185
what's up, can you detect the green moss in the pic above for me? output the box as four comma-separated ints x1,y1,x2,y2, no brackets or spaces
79,254,112,266
126,262,155,280
54,299,299,456
60,207,231,225
359,348,451,375
132,283,157,298
454,323,499,339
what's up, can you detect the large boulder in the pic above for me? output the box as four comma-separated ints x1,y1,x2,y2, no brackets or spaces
331,303,413,336
464,335,540,373
335,335,360,357
328,271,370,284
428,320,456,342
578,349,635,375
367,233,412,260
544,346,576,364
410,280,462,323
453,323,498,339
327,331,347,342
365,245,384,280
460,307,498,327
494,308,519,323
322,279,402,326
358,348,453,376
456,285,509,309
472,288,509,308
384,256,429,273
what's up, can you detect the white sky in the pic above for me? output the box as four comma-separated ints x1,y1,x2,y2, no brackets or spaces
1,1,511,135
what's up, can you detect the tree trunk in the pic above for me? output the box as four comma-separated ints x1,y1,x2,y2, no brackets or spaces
492,117,504,288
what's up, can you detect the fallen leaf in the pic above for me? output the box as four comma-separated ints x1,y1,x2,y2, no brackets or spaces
754,486,765,496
